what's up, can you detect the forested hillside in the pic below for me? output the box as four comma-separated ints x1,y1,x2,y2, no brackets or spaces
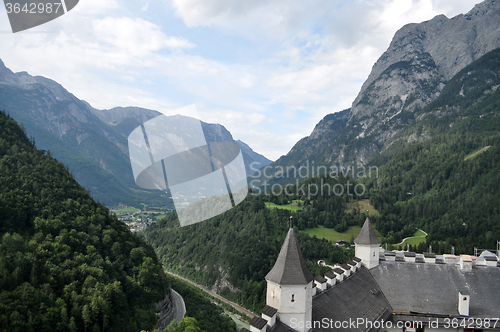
0,111,168,332
364,48,500,254
141,175,366,313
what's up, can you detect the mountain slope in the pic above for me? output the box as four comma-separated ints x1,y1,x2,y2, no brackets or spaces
0,111,168,332
0,61,271,207
365,47,500,253
257,0,500,188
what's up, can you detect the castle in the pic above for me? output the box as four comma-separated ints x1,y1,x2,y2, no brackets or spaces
240,217,500,332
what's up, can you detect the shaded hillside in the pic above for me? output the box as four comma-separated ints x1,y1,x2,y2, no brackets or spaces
0,111,168,332
0,63,271,207
365,47,500,253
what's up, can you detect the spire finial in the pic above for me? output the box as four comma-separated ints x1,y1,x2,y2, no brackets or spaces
366,209,369,216
290,215,293,229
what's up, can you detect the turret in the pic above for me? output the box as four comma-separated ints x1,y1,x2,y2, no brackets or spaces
354,215,380,269
265,216,314,332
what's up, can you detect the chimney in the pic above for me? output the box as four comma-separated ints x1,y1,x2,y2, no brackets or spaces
460,255,472,271
458,290,470,316
315,276,327,292
324,271,336,286
261,305,277,329
250,316,268,332
424,252,436,264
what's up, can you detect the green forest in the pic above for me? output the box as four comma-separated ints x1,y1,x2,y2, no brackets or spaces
141,48,500,318
364,47,500,254
141,175,362,313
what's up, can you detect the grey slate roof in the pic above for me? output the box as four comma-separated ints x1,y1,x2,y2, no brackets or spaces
333,268,344,274
354,217,380,245
424,252,436,258
261,305,277,317
311,266,392,332
269,321,296,332
265,227,314,285
353,257,362,262
370,261,500,318
324,271,335,279
250,316,268,330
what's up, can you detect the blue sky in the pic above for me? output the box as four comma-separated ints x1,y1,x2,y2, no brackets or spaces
0,0,482,160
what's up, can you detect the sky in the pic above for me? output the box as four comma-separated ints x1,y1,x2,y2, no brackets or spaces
0,0,483,161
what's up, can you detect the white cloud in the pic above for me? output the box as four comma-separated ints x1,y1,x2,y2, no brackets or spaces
93,17,194,58
0,0,485,160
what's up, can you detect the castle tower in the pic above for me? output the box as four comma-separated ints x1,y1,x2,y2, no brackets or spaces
265,217,314,332
354,216,381,269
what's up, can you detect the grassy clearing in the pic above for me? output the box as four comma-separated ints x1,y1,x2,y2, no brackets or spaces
403,237,426,246
302,225,383,243
344,199,380,216
227,313,249,331
464,146,490,161
398,229,427,247
111,206,141,215
265,200,303,211
414,230,426,237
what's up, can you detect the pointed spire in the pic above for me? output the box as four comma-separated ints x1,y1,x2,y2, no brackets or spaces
265,221,314,285
355,216,380,245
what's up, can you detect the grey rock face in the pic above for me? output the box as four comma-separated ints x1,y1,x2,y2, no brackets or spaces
352,0,500,119
345,0,500,165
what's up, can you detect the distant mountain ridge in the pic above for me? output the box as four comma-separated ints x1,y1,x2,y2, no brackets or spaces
0,60,271,206
256,0,500,188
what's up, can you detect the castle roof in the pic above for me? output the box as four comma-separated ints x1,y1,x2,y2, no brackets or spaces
354,217,380,245
265,227,314,285
371,261,500,318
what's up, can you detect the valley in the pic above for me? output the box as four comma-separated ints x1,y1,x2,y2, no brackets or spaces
1,1,500,331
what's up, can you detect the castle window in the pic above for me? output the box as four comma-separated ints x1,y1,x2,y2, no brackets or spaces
291,294,295,302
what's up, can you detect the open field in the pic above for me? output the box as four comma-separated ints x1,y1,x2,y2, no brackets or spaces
396,229,427,247
302,225,383,242
265,200,303,211
344,199,380,216
228,313,249,331
111,206,141,215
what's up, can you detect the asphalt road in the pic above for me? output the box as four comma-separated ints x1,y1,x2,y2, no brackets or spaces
171,289,186,323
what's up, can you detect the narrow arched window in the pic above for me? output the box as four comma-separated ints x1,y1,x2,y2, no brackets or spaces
291,294,295,302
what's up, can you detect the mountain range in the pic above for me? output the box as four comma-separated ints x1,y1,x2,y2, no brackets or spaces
257,0,500,187
0,63,272,207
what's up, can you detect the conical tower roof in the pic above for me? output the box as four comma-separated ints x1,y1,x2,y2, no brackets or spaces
354,217,380,245
265,224,314,285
